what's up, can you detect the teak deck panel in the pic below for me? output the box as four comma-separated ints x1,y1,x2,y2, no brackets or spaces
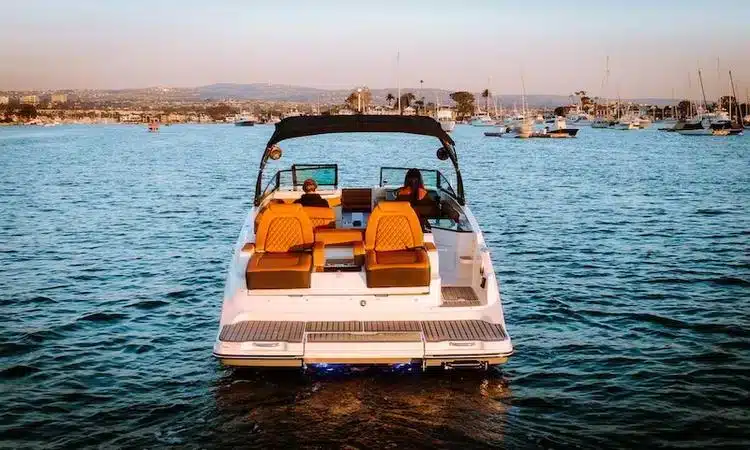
440,286,481,307
219,320,305,342
220,319,506,343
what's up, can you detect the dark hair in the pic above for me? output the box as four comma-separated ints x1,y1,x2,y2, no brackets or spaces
302,178,317,193
403,168,424,203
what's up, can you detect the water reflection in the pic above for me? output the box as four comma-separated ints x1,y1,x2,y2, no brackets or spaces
213,368,512,448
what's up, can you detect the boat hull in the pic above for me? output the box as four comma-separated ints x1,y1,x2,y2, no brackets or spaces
234,120,255,126
439,120,456,132
548,128,578,137
676,128,743,136
214,205,513,370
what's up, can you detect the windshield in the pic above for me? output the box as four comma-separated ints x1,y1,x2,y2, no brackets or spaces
259,164,338,201
254,131,464,206
379,167,457,198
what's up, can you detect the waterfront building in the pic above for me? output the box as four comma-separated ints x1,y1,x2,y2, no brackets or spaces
0,96,9,105
51,94,68,104
20,95,39,105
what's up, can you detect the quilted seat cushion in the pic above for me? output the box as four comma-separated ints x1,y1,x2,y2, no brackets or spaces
365,248,429,287
246,253,312,289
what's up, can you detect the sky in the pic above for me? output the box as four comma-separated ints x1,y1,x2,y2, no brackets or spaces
2,0,750,98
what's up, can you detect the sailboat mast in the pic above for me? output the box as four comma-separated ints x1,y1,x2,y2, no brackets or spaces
486,77,491,114
729,70,739,124
491,76,498,117
687,72,693,117
397,52,401,115
520,75,527,117
602,56,610,117
671,87,675,119
698,69,708,112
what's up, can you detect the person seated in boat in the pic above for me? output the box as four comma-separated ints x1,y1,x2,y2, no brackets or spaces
396,168,428,202
294,178,329,207
397,168,441,220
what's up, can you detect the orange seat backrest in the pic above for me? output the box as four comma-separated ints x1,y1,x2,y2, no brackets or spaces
255,203,314,253
303,206,335,229
365,201,423,252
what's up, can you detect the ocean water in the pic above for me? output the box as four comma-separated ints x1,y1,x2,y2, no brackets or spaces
1,124,749,449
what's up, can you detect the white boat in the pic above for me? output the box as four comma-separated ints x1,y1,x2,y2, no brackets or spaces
676,112,742,136
234,112,256,126
502,118,534,138
502,112,525,127
283,109,302,119
591,117,614,128
637,117,652,129
540,116,579,137
436,108,456,132
613,115,640,130
213,115,514,370
566,113,593,127
470,114,495,127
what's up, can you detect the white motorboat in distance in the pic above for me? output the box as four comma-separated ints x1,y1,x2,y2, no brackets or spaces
234,113,256,126
470,114,495,127
214,115,514,370
676,112,743,136
566,113,593,127
541,116,579,137
613,115,640,130
436,107,456,132
591,117,615,128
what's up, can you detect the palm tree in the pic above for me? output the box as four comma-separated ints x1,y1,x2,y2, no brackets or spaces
386,93,395,108
414,99,425,115
481,89,490,113
398,93,416,113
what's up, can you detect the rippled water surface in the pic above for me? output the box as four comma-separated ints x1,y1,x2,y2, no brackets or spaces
1,124,749,449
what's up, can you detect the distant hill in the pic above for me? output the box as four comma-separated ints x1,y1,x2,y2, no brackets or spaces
195,83,675,107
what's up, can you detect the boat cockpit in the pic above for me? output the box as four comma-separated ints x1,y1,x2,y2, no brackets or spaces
242,163,475,296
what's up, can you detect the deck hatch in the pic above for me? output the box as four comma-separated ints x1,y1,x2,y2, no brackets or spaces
219,321,305,342
421,320,506,342
440,286,480,307
307,332,422,342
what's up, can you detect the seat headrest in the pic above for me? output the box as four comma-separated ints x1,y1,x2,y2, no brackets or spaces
255,202,314,252
365,201,423,251
376,201,414,213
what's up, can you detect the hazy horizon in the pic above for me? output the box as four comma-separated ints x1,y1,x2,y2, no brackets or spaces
3,0,750,100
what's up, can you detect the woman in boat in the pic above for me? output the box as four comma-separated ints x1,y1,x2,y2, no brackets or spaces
397,168,428,202
295,178,329,207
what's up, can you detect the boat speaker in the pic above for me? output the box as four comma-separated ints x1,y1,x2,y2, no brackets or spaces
436,147,450,161
268,145,283,160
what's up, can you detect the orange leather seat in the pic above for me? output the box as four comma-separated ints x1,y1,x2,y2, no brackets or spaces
303,206,335,230
364,201,429,287
246,203,315,289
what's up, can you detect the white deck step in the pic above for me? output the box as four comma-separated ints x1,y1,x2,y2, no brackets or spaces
215,319,510,367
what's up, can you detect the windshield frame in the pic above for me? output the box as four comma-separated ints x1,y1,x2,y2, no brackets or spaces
253,115,465,206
